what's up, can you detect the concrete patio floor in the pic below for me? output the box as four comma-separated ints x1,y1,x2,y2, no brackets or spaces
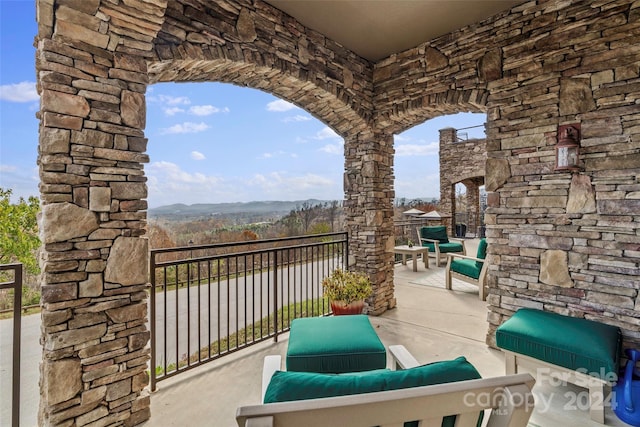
144,241,628,427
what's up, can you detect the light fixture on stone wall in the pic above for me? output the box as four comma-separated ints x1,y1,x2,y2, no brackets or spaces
555,124,581,172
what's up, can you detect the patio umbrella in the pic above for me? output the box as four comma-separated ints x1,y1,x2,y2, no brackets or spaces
419,210,450,219
402,208,425,216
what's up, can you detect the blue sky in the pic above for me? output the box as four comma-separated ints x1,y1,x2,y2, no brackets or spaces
0,0,486,208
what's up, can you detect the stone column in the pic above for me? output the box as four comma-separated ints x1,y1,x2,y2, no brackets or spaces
36,26,152,427
344,131,396,315
462,178,481,236
439,128,457,234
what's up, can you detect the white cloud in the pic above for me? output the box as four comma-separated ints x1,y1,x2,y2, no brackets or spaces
146,161,229,204
0,165,18,172
191,151,206,160
261,150,293,159
164,107,185,116
395,142,439,156
319,144,343,155
189,105,229,116
247,172,334,196
151,95,191,105
0,81,39,102
160,122,209,135
267,99,297,112
283,115,311,123
394,172,440,200
0,165,40,201
145,163,341,206
315,126,340,140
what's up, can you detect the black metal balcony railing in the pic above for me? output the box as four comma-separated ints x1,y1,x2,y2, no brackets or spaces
149,232,348,390
0,263,23,427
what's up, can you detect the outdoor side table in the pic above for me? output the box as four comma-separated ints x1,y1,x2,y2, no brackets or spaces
286,315,387,373
393,245,429,272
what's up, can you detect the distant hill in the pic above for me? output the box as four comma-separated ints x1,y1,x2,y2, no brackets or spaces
149,199,332,220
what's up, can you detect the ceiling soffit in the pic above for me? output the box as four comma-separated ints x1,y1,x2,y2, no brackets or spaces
264,0,522,61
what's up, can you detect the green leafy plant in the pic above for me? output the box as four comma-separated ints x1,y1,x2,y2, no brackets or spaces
322,268,372,304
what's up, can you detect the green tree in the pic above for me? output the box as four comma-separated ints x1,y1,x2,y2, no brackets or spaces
0,188,41,274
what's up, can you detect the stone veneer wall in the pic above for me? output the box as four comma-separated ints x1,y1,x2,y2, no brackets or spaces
373,0,640,349
145,0,397,315
438,128,486,236
36,0,166,425
35,0,640,425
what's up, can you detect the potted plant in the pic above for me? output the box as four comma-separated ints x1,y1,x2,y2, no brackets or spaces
322,268,373,315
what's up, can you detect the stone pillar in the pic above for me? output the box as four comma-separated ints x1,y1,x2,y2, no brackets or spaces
36,6,152,424
439,128,457,234
462,178,481,236
344,131,396,315
439,127,486,237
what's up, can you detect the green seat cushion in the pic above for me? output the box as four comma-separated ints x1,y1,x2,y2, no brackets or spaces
286,315,386,373
475,239,487,269
419,226,449,243
265,356,483,427
496,308,621,379
451,258,480,279
422,241,463,253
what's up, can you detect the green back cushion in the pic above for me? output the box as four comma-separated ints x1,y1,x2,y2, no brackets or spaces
286,315,386,373
420,226,449,243
496,308,621,379
475,239,487,269
265,356,483,427
451,258,480,279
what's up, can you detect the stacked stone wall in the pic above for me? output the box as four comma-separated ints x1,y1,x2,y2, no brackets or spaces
36,0,168,425
147,0,374,137
145,0,396,314
373,0,640,348
438,128,487,236
35,0,640,424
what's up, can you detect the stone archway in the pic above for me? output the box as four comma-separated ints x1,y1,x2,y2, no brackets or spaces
438,127,486,236
36,2,396,424
36,1,640,426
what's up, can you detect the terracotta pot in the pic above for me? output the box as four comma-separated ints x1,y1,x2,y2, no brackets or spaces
330,300,365,315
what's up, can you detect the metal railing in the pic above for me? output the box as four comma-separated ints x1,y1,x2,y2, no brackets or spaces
149,232,348,390
1,263,22,427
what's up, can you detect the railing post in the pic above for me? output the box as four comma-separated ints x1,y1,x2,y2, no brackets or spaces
273,250,278,343
12,264,22,427
344,233,349,268
150,253,157,392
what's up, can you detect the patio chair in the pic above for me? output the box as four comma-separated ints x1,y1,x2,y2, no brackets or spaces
416,226,466,266
445,238,487,300
237,345,536,427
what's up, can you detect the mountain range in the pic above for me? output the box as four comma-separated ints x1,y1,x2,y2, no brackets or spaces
149,199,332,219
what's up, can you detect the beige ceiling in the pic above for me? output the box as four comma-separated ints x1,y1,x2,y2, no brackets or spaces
264,0,522,61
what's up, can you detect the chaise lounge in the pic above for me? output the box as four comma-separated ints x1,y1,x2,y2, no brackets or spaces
236,345,536,427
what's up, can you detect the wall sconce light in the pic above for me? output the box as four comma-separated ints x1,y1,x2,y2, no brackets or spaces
555,124,581,172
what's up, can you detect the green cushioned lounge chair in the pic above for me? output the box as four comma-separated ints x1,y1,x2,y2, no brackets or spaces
237,345,536,427
416,226,466,266
445,238,488,300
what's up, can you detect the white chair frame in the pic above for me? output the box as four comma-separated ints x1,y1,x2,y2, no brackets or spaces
445,252,488,300
237,345,536,427
416,226,466,266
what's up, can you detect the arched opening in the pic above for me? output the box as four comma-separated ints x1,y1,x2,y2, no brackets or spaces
145,81,345,210
393,112,486,244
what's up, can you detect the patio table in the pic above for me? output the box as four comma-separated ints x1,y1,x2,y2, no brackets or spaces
393,245,429,272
